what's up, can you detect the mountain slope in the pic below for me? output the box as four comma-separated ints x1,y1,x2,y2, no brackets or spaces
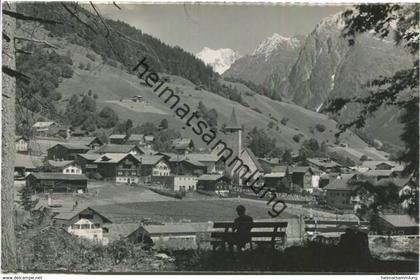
196,47,241,74
16,9,388,161
277,13,413,145
223,34,303,98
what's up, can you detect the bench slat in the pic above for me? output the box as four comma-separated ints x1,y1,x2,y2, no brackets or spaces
211,232,286,238
305,227,369,233
305,220,369,226
213,222,288,228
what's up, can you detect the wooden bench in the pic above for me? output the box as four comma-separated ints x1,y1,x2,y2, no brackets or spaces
305,219,370,243
210,221,288,252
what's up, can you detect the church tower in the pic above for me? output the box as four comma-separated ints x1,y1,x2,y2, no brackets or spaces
225,106,243,185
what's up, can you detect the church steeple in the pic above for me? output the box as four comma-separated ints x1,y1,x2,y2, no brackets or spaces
225,106,242,131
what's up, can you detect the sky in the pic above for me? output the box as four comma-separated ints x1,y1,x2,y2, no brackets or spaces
98,4,348,55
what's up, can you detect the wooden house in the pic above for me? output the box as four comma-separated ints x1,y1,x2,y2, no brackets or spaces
47,143,90,161
94,153,141,184
26,172,88,193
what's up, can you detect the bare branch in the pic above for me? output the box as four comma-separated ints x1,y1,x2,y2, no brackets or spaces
3,9,63,25
2,66,31,82
113,2,122,10
61,3,98,35
14,36,59,49
3,32,11,42
89,2,110,37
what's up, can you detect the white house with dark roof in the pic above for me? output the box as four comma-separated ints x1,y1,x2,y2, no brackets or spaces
54,207,112,244
46,160,82,174
15,135,29,153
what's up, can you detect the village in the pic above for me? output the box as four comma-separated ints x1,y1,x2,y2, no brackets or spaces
13,106,419,254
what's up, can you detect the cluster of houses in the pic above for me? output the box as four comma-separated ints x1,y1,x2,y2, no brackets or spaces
14,108,418,245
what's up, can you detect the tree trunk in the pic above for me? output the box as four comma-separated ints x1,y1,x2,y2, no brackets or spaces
2,1,17,271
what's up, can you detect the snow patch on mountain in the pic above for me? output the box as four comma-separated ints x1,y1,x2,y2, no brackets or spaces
196,47,241,74
252,33,301,58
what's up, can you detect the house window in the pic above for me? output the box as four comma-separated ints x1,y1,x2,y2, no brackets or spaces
131,171,137,176
80,224,90,229
118,171,123,176
71,169,75,173
71,224,81,229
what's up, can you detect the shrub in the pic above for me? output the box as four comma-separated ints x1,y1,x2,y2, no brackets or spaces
86,53,96,61
293,134,303,143
315,124,326,132
281,117,289,126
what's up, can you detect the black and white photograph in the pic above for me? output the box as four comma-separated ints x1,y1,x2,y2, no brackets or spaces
1,0,419,276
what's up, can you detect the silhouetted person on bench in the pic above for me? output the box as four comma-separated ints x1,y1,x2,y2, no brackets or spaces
233,205,253,251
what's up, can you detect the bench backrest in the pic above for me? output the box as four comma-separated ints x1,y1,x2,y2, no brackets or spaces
305,220,369,234
213,221,288,231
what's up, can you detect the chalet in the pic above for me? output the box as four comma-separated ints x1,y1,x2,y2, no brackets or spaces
319,172,340,188
372,214,419,235
290,166,315,190
14,153,39,178
168,157,207,176
324,174,358,209
94,153,141,184
138,155,170,182
109,134,128,144
15,135,29,153
76,153,101,176
153,175,198,192
125,134,144,145
47,143,90,161
360,169,394,181
171,138,194,154
32,121,56,132
105,223,143,243
184,153,224,174
93,144,143,156
26,172,88,193
264,166,290,192
46,160,83,174
70,128,89,137
306,158,341,173
68,136,103,150
144,135,155,144
54,207,112,245
258,158,281,173
196,174,230,196
361,160,401,171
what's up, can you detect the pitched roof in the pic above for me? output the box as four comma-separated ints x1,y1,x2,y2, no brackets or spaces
361,160,398,170
271,166,288,173
198,174,226,181
136,155,164,165
50,143,90,151
144,135,154,142
106,223,141,241
93,144,138,154
258,158,281,165
380,214,419,228
290,166,313,174
127,134,144,141
15,153,37,169
68,137,101,146
94,153,140,164
324,174,357,191
185,153,219,162
362,169,394,177
225,107,242,130
32,121,55,128
47,160,75,168
172,138,193,149
307,158,341,168
15,135,28,141
77,153,101,161
109,134,127,140
28,172,88,181
54,207,112,222
242,147,263,171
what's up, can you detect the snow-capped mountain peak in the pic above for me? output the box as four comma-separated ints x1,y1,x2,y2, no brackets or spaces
252,33,301,57
196,47,241,74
